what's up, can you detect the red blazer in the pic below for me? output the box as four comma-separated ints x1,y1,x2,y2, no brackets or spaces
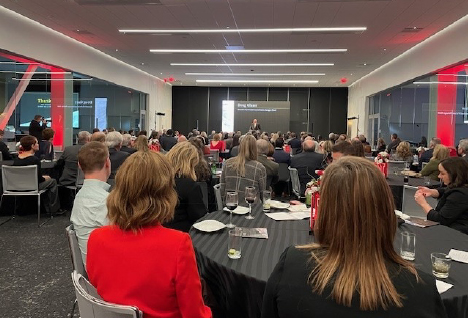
87,224,211,318
210,140,225,152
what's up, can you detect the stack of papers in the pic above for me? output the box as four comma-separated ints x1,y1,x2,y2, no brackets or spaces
449,249,468,263
436,280,453,294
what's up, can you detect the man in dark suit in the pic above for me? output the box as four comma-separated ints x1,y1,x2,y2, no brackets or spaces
420,137,441,165
56,131,91,186
458,139,468,161
272,138,290,165
105,131,129,179
160,129,177,152
121,133,137,154
249,119,261,132
28,115,47,141
287,132,302,154
0,129,12,160
290,140,324,195
386,133,401,153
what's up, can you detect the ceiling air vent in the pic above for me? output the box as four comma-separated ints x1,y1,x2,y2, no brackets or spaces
74,0,162,5
402,27,423,33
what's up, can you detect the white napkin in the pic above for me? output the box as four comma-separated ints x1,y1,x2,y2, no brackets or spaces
449,249,468,263
265,212,310,221
288,204,309,212
436,280,453,294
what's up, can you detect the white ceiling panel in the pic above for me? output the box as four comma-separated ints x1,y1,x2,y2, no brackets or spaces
0,0,467,87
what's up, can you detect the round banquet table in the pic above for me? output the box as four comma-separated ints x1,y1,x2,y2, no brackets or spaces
190,205,468,318
386,173,440,210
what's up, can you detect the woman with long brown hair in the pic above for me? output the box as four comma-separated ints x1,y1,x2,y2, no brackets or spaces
262,157,446,318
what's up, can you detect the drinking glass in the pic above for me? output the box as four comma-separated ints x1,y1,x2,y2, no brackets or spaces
400,232,416,261
228,227,242,259
225,191,238,229
245,186,256,220
431,253,451,278
263,190,271,212
424,176,431,186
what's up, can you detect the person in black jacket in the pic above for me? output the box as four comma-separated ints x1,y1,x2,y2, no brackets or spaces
290,140,324,194
105,131,129,180
28,115,47,141
13,136,60,214
0,129,12,160
164,142,207,232
160,129,177,152
262,157,447,318
415,157,468,234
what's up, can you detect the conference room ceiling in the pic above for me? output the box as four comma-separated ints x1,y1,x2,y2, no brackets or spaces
1,0,468,87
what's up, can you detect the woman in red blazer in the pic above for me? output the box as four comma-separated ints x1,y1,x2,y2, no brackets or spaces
86,150,212,318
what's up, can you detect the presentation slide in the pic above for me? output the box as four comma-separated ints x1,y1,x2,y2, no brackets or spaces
222,100,290,133
20,92,81,128
94,98,108,131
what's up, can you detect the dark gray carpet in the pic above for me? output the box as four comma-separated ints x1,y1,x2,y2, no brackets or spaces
0,213,77,318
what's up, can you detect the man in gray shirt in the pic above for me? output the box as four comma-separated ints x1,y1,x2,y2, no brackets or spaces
70,141,111,267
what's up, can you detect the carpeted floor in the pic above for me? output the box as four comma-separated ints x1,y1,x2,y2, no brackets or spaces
0,212,78,318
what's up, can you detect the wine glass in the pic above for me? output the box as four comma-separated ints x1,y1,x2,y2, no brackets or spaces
225,191,238,228
245,186,256,220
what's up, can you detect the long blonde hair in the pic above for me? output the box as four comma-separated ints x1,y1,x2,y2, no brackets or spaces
134,135,149,152
300,157,417,310
227,135,257,177
107,151,177,231
396,141,412,159
166,142,199,181
431,144,449,161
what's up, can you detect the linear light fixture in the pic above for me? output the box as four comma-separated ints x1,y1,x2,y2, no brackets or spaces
186,73,325,76
151,49,346,54
120,27,366,34
12,77,93,81
196,80,319,84
171,63,334,66
413,81,468,85
0,71,72,74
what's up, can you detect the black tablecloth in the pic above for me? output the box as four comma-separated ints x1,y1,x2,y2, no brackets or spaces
190,207,468,318
386,174,440,210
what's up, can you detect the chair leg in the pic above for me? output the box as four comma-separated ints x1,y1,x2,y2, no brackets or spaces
68,298,77,317
37,195,41,227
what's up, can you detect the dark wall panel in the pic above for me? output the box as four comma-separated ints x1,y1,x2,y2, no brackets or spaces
309,88,331,137
208,87,228,133
329,88,348,135
172,86,208,135
173,86,348,136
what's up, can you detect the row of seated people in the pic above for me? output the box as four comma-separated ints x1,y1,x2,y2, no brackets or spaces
71,140,452,318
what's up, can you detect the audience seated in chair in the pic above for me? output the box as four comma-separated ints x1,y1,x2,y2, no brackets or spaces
120,133,137,154
86,150,212,318
70,141,111,267
290,140,324,195
56,131,91,187
105,131,129,179
13,135,60,215
35,128,55,160
164,142,208,232
0,129,13,160
256,139,279,189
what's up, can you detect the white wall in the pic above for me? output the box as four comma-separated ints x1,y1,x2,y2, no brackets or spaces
348,13,468,137
0,5,172,131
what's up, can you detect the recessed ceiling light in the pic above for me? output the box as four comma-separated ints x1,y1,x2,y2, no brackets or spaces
115,49,119,52
120,27,366,34
151,49,346,54
185,73,325,76
196,80,319,84
141,62,145,65
171,63,334,66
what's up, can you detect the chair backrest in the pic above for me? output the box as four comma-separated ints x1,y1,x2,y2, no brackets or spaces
402,185,438,219
387,161,406,173
288,167,301,198
72,271,142,318
76,168,85,187
209,149,219,162
422,162,428,169
65,224,88,278
0,152,3,161
55,151,64,160
278,163,290,182
197,182,209,210
213,183,223,211
2,165,39,192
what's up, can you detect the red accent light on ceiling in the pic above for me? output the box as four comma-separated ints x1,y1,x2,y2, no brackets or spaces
169,77,174,82
340,77,347,83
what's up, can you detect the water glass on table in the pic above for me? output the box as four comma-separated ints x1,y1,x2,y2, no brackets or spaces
228,227,242,259
424,176,431,186
225,191,238,229
431,253,451,278
263,190,271,212
400,232,416,261
245,186,256,220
